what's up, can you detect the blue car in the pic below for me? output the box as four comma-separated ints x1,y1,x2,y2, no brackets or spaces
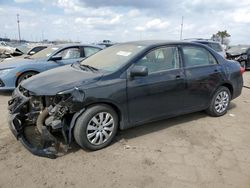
0,44,102,90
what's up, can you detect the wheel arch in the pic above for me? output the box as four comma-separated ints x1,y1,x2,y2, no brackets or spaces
220,82,234,97
15,70,40,86
85,101,123,127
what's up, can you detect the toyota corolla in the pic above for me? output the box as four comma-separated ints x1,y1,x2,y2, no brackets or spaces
8,41,244,158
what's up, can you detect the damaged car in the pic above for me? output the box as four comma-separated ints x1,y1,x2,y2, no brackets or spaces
226,45,250,69
8,41,244,158
0,44,102,90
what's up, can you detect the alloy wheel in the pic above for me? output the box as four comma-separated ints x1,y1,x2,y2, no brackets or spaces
214,91,229,113
86,112,114,145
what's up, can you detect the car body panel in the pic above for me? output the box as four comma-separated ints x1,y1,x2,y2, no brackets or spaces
7,40,243,158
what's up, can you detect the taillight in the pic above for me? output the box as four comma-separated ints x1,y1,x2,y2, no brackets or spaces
240,67,245,75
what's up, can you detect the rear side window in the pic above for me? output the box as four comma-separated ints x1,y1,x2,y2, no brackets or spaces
182,46,217,68
84,47,101,57
136,47,180,74
208,43,223,52
57,48,81,60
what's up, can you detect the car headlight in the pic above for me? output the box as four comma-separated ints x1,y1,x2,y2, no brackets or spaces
57,87,85,102
0,68,13,76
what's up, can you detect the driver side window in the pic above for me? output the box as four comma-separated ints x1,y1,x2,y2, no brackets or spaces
136,47,180,74
56,48,80,60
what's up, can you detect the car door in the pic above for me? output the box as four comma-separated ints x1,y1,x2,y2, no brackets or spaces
127,46,186,123
181,45,223,110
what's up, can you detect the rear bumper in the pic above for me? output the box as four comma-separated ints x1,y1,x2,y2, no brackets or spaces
8,113,58,159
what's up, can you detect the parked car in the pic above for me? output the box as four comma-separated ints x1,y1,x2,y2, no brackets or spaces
26,45,48,56
185,39,226,57
96,40,116,48
226,45,250,69
0,44,102,90
8,41,243,158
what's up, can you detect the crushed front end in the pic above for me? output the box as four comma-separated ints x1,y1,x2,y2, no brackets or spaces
8,85,85,159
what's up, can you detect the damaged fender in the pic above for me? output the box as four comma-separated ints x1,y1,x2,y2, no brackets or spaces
8,86,86,158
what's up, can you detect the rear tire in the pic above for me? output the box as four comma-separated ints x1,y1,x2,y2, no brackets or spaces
74,105,118,150
206,86,231,117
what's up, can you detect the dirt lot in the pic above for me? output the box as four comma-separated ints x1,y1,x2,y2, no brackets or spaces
0,73,250,188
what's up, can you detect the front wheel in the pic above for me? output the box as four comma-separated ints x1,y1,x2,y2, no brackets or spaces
17,71,37,86
206,86,231,117
73,105,118,150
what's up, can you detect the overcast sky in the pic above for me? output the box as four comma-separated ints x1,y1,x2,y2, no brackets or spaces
0,0,249,44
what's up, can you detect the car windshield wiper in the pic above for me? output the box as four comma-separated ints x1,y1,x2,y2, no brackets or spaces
79,64,99,72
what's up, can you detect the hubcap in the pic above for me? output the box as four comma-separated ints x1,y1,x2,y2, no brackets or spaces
23,73,34,80
86,112,114,145
214,91,229,113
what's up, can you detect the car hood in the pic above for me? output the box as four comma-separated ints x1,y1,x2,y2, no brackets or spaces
21,64,104,95
0,57,45,69
227,52,245,56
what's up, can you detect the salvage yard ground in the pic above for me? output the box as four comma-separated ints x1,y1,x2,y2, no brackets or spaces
0,72,250,188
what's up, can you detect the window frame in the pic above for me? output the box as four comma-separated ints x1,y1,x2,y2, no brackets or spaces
53,47,81,60
83,47,101,58
181,45,219,69
134,45,182,75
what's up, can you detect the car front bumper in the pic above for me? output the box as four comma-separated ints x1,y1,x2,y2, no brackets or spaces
8,113,57,159
8,88,60,159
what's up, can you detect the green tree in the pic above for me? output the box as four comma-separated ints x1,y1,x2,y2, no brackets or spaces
211,30,231,45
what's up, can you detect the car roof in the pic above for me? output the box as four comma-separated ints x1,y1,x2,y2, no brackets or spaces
52,43,103,49
120,40,208,48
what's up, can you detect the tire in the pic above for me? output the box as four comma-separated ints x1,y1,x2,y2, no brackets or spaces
73,104,118,150
17,71,37,86
206,86,231,117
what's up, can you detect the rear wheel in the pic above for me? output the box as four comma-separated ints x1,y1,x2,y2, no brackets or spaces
17,71,37,86
74,105,118,150
206,86,231,117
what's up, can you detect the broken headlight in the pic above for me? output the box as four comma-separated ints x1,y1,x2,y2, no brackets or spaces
57,87,85,102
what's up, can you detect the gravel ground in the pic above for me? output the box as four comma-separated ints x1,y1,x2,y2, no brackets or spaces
0,72,250,188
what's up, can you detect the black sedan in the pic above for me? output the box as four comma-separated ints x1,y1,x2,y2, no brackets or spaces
8,41,244,158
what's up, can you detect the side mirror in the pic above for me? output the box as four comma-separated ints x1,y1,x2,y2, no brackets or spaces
50,55,62,61
29,51,35,55
130,66,148,77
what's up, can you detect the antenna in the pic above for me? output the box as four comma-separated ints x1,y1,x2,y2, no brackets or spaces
17,14,21,42
180,16,184,40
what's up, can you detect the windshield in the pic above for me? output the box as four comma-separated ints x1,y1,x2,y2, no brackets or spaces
30,46,59,59
80,44,146,72
227,46,250,55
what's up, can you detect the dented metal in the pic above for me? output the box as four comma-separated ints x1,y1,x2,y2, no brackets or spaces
8,85,85,158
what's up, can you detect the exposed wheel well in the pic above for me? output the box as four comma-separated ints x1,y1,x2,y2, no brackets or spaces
15,70,39,87
221,83,233,97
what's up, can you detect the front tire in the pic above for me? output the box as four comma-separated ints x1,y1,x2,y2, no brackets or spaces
17,71,37,86
73,105,118,150
206,86,231,117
